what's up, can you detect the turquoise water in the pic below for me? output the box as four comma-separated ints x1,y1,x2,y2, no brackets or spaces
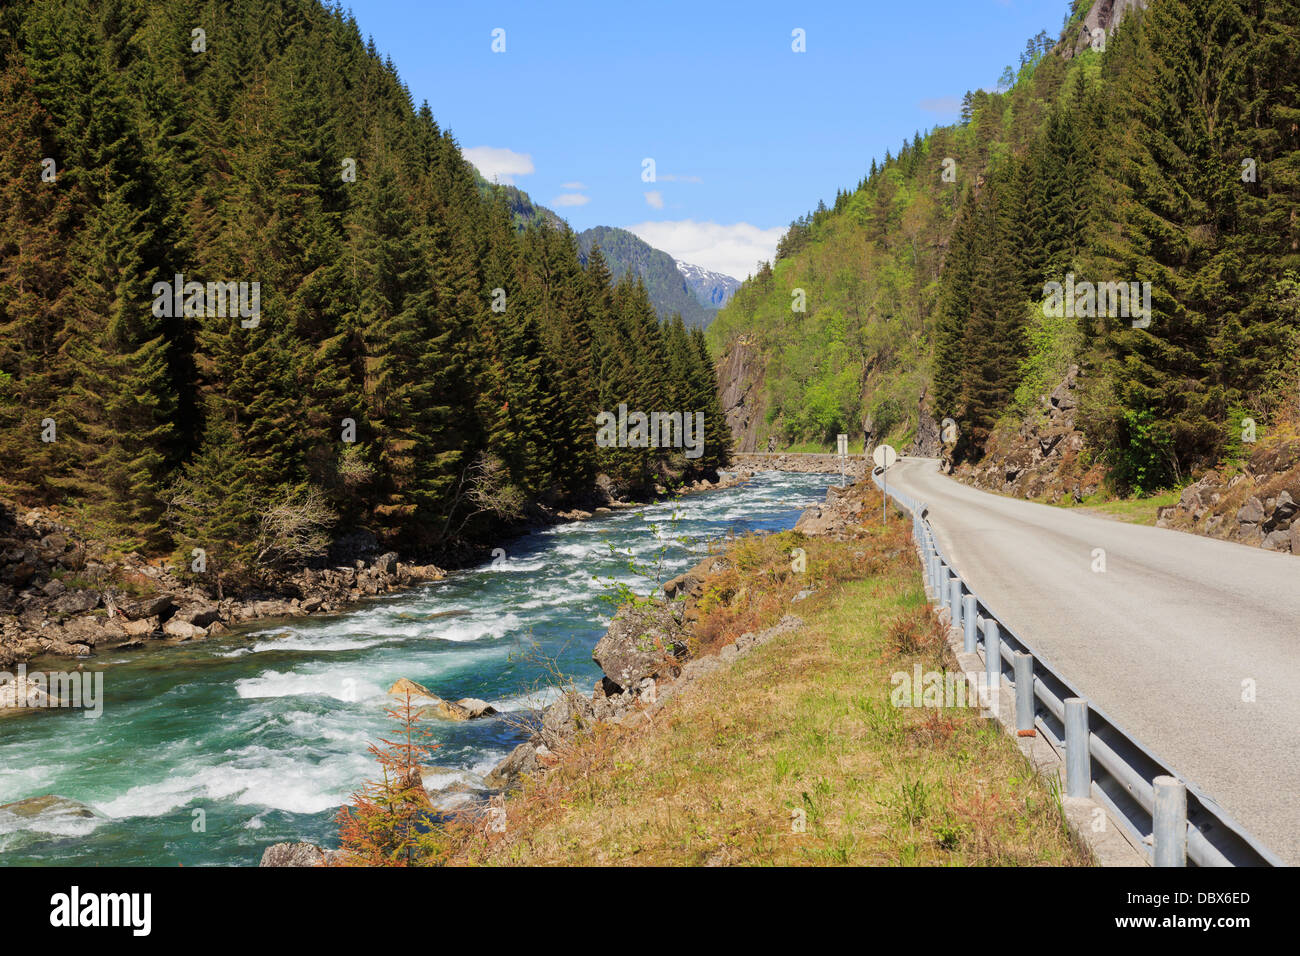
0,471,834,866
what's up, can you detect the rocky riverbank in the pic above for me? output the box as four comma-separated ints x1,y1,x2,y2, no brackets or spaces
0,502,449,670
0,471,749,676
262,553,813,865
477,476,881,798
259,474,873,865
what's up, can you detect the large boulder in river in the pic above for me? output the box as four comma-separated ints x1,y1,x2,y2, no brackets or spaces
387,678,496,720
455,697,497,718
0,794,99,823
592,602,687,693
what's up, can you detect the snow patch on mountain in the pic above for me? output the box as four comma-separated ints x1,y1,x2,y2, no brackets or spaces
675,260,741,309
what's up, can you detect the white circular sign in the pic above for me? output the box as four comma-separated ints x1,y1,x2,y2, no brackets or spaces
872,443,897,469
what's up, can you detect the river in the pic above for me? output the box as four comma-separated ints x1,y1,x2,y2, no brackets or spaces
0,471,835,866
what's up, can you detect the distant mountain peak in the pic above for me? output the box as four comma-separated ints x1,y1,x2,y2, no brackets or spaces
675,260,741,309
577,226,719,329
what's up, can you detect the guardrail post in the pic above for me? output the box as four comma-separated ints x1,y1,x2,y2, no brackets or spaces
1013,652,1035,735
983,618,1001,691
1065,698,1090,798
1152,776,1188,867
948,577,963,630
962,595,978,653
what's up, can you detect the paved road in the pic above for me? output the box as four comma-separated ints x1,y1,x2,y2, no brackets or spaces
886,457,1300,864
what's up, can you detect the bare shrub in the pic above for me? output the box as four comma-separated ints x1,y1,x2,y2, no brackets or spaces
255,485,336,568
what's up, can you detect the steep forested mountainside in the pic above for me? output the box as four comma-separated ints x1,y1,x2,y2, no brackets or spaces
578,226,717,329
476,179,567,232
709,0,1299,494
462,184,729,330
0,0,730,582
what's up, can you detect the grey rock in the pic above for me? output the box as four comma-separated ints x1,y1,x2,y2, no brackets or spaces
52,589,99,615
120,594,176,621
39,533,69,554
46,639,90,658
1262,529,1292,552
539,691,597,750
0,794,99,822
259,842,328,867
592,602,686,693
455,698,497,719
1237,497,1265,525
485,742,541,789
61,617,103,646
175,603,221,627
162,618,204,640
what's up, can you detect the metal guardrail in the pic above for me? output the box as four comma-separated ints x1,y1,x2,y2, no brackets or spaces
872,466,1283,868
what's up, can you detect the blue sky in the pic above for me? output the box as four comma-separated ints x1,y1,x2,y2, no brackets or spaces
351,0,1071,278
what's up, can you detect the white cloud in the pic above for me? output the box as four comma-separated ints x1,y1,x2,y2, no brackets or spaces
659,173,703,183
643,190,664,210
561,181,586,190
552,193,590,207
461,146,534,185
624,220,783,281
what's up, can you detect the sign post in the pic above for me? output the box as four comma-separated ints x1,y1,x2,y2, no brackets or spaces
836,433,848,487
872,443,898,524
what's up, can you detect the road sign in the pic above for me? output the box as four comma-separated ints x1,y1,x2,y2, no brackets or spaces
836,433,848,456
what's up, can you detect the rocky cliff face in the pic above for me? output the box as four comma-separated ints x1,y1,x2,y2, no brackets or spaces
1156,437,1300,555
716,335,767,453
905,388,942,459
1065,0,1149,59
950,365,1104,503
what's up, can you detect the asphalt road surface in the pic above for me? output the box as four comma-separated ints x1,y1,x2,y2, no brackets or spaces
886,457,1300,864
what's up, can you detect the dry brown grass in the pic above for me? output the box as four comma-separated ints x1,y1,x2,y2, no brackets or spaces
439,524,1091,867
